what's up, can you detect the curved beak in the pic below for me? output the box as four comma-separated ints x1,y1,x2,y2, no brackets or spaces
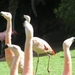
52,50,56,55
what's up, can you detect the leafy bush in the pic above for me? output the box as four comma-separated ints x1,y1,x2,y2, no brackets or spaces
54,0,75,37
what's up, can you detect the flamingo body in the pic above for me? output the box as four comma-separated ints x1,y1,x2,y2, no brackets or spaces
32,37,55,54
0,30,17,42
0,31,6,41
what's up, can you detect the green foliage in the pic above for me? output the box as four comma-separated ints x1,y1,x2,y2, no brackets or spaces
54,0,75,36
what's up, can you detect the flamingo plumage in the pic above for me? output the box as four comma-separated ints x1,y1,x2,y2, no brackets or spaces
62,37,75,75
24,15,55,74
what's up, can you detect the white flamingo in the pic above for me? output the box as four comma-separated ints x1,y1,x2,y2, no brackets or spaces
62,37,75,75
24,15,55,74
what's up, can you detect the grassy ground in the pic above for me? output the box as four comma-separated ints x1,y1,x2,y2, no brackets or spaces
0,50,75,75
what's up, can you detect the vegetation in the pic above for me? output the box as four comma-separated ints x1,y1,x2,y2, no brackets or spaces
54,0,75,37
0,49,75,75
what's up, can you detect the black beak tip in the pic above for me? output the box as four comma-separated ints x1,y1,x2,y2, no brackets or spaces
3,45,8,50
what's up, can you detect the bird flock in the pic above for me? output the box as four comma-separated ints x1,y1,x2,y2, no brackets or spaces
0,11,75,75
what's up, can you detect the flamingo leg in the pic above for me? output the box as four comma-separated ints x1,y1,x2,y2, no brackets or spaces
35,54,39,75
47,54,51,73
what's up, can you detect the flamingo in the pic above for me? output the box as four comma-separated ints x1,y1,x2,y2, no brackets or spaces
0,11,24,73
0,12,17,57
3,44,22,75
62,37,75,75
24,15,55,74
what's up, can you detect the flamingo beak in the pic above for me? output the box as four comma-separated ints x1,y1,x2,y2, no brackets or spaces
3,44,8,50
52,50,56,55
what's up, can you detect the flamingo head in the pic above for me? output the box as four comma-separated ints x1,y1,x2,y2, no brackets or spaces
23,15,33,38
0,11,12,20
63,37,75,50
3,44,21,56
44,45,56,55
24,15,31,23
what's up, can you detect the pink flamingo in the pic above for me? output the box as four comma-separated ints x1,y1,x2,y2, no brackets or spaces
62,37,75,75
0,30,17,42
0,12,17,57
4,44,22,75
0,11,24,73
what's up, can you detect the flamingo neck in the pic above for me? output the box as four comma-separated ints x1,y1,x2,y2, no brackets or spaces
5,18,14,68
23,38,33,75
63,47,72,75
5,19,12,44
10,56,20,75
6,19,12,33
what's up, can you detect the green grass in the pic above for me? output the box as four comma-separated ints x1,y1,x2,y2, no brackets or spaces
0,50,75,75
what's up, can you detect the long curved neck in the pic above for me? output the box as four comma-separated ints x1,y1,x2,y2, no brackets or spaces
10,56,20,75
5,18,14,68
5,19,12,44
63,47,72,75
23,37,33,75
